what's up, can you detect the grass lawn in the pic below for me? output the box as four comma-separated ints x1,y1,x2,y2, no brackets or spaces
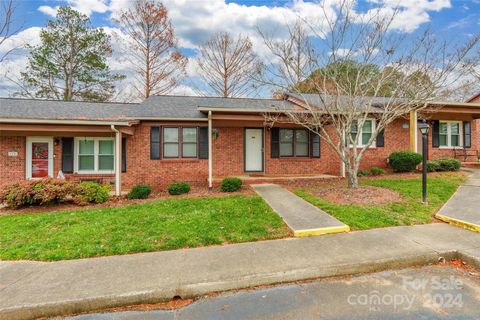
296,173,466,230
0,195,290,261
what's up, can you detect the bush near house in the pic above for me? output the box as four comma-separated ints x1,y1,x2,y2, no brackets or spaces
426,158,461,172
167,182,191,195
220,177,243,192
369,167,385,176
388,151,422,172
73,182,110,206
0,179,110,208
127,184,152,199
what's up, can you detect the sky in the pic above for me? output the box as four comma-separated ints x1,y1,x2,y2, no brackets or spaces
0,0,479,100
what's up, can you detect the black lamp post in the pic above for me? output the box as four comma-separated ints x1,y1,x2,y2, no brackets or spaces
418,120,430,204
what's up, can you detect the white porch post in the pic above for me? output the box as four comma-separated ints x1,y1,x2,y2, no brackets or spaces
111,125,122,196
208,111,213,190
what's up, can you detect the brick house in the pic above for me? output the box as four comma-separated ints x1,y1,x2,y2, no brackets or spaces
1,93,480,195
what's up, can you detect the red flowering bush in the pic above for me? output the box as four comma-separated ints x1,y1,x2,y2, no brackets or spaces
0,179,109,208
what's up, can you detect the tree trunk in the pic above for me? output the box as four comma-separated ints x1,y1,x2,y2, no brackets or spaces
346,169,359,189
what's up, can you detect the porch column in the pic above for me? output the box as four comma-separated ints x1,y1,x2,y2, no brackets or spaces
111,125,122,196
409,111,417,152
208,111,213,190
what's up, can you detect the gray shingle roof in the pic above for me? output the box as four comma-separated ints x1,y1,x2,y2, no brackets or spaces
0,95,294,121
0,98,136,121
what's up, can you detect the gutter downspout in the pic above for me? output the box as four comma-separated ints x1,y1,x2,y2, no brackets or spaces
208,111,213,190
111,125,122,196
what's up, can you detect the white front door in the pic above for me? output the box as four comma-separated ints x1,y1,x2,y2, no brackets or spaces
245,128,264,172
26,137,54,179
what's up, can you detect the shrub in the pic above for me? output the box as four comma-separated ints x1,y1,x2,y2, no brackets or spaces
127,184,152,199
388,151,422,172
72,182,110,206
0,179,75,208
220,177,243,192
167,182,190,195
369,167,385,176
357,170,369,177
435,158,461,172
425,160,440,172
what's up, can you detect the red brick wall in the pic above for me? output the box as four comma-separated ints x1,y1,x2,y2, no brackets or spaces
0,136,26,185
1,117,477,189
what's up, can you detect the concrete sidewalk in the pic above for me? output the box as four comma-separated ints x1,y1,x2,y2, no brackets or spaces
252,184,349,236
436,170,480,231
1,224,480,320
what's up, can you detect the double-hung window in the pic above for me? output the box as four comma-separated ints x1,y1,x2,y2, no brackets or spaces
349,119,374,147
279,128,309,157
76,138,114,173
163,127,198,158
439,121,462,148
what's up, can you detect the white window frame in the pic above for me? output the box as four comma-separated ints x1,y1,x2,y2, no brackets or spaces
439,121,463,149
74,137,115,174
349,119,376,148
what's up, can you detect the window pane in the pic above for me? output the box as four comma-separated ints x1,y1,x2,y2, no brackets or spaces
439,123,448,134
349,122,358,143
362,132,372,144
79,140,94,154
164,143,179,157
280,143,293,156
183,128,197,143
280,129,293,143
99,140,113,155
296,143,308,156
451,135,460,147
450,123,459,135
183,143,197,157
362,120,372,133
439,134,447,146
295,130,308,143
164,128,179,143
98,155,114,170
79,155,94,170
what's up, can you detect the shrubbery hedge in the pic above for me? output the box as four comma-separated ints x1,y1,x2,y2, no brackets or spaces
388,151,422,172
127,184,152,199
220,177,243,192
167,182,191,195
0,179,110,208
426,157,461,172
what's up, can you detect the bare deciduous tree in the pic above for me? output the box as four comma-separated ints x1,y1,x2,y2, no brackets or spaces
257,21,315,92
197,32,263,97
114,0,187,99
259,0,479,188
0,0,19,63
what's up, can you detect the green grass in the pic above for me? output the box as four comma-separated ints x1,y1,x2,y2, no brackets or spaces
0,195,290,261
296,173,465,231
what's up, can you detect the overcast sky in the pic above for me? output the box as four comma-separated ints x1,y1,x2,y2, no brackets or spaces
0,0,479,100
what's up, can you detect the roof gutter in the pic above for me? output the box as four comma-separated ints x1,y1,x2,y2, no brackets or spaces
0,118,134,126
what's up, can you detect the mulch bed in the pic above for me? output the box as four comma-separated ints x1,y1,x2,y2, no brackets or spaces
314,185,403,205
0,186,255,216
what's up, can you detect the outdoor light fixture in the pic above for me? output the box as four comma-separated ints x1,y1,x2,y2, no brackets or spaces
418,120,430,204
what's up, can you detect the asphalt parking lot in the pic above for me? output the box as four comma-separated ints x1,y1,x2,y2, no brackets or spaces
58,264,480,320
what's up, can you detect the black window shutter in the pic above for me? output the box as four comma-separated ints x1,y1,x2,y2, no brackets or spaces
464,121,471,148
198,127,209,159
121,137,127,172
309,131,320,158
61,137,74,173
270,128,280,158
150,126,161,159
432,120,440,148
376,124,385,148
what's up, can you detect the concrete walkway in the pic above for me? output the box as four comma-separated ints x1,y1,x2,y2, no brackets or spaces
436,170,480,232
1,224,480,320
252,184,349,236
